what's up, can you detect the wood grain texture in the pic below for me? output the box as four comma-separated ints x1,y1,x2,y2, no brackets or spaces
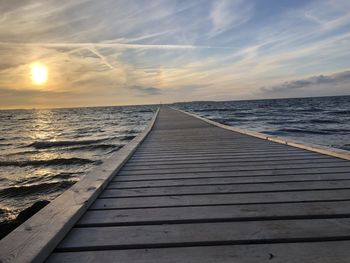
91,189,350,209
57,218,350,250
78,200,350,226
117,162,350,176
113,166,350,181
47,241,350,263
108,174,350,188
100,180,350,198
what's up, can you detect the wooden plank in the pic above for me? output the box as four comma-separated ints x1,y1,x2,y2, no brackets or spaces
125,154,329,166
57,218,350,250
136,143,293,149
47,241,350,263
100,180,350,198
137,141,290,147
0,109,160,263
131,148,304,158
109,174,350,188
137,143,287,149
129,151,317,161
140,137,283,143
91,189,350,210
118,163,350,176
121,158,345,171
134,145,293,153
78,200,350,226
114,167,350,181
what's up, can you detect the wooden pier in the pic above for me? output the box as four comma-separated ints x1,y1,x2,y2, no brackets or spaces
2,106,350,262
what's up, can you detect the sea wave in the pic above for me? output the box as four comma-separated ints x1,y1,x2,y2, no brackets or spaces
0,158,100,167
212,118,249,124
27,139,109,149
329,110,350,115
263,128,332,135
0,180,76,198
12,172,84,186
309,119,342,124
266,119,342,125
66,144,122,151
195,108,236,112
295,108,324,113
118,135,136,141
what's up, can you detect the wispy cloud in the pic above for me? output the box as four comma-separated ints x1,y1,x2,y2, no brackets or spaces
84,47,114,69
0,41,228,50
209,0,253,35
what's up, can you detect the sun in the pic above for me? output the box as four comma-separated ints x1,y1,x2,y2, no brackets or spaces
30,62,48,85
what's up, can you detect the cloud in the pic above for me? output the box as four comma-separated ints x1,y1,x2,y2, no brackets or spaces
1,0,350,108
261,70,350,93
0,41,227,50
209,0,253,35
129,85,162,95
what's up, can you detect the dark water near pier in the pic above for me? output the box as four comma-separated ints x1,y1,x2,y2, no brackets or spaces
0,105,156,223
174,95,350,151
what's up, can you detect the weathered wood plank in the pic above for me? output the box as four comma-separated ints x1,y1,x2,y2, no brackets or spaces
134,145,294,153
117,164,350,176
91,189,350,210
78,200,350,226
114,167,350,181
138,141,290,147
131,148,304,158
109,174,350,188
126,153,325,165
137,143,288,150
129,151,317,161
125,154,329,166
46,241,350,263
100,180,350,198
121,157,345,171
57,218,350,250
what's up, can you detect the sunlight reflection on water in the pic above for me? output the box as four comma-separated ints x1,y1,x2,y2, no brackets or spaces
0,105,156,221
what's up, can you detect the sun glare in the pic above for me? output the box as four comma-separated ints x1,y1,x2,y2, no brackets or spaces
30,62,48,85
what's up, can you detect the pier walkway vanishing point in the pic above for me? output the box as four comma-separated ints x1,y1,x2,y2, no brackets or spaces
2,106,350,262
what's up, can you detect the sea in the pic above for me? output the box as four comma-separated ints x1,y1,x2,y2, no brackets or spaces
0,105,156,223
0,95,349,225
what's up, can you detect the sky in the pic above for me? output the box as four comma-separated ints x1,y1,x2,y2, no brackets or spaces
0,0,350,109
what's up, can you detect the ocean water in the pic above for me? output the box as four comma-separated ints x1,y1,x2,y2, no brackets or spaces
0,105,156,223
174,95,350,151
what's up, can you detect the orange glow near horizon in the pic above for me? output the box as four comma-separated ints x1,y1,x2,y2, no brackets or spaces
30,62,48,85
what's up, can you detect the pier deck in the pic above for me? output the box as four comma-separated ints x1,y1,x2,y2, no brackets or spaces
2,106,350,262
